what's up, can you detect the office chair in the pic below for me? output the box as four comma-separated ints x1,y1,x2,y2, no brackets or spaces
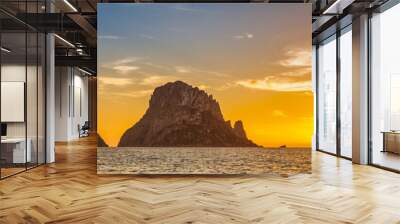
79,121,90,138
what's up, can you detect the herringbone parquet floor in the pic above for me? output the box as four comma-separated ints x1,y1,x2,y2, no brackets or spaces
1,136,400,224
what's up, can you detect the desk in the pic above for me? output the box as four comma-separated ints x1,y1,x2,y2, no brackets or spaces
1,138,31,163
382,132,400,154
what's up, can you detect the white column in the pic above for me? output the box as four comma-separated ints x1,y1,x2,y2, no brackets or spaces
46,32,55,163
352,14,369,164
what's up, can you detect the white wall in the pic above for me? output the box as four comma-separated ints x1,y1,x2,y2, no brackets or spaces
55,67,89,141
71,73,89,138
1,65,34,138
1,63,46,164
55,67,70,141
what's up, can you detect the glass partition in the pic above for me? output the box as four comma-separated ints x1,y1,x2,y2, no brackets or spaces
0,2,46,179
339,27,352,158
27,31,38,169
37,32,45,165
317,35,337,154
1,30,28,177
370,3,400,171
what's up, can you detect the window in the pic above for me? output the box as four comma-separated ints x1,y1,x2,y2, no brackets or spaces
370,3,400,171
339,27,352,158
317,35,337,154
316,25,353,159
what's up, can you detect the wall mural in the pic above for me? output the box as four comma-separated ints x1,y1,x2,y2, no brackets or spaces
97,3,312,176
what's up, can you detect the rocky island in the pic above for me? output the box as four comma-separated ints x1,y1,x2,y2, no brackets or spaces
118,81,258,147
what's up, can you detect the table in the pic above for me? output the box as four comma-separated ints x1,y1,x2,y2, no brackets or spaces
1,138,31,163
382,131,400,154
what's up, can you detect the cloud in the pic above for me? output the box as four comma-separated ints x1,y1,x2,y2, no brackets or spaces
198,85,209,90
102,57,142,74
236,76,312,92
215,82,236,91
281,67,312,77
279,49,311,67
98,35,125,40
113,65,140,74
175,66,191,73
140,75,175,86
112,57,142,65
234,33,254,40
142,62,172,71
113,90,153,98
99,77,132,86
174,65,229,77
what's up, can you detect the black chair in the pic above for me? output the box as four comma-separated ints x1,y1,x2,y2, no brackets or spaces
79,121,90,138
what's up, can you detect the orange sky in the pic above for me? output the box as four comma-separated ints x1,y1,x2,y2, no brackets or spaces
98,4,313,148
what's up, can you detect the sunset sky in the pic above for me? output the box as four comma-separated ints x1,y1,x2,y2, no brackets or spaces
98,3,313,148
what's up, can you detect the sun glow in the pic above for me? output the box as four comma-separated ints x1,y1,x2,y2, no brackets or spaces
98,4,313,148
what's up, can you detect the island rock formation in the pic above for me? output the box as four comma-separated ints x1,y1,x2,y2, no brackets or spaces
118,81,258,147
97,134,108,147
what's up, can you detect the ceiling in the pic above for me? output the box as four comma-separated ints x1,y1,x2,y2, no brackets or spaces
0,0,389,75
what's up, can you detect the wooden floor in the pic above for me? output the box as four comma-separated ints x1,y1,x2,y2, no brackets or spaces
0,167,26,178
1,136,400,224
372,151,400,171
